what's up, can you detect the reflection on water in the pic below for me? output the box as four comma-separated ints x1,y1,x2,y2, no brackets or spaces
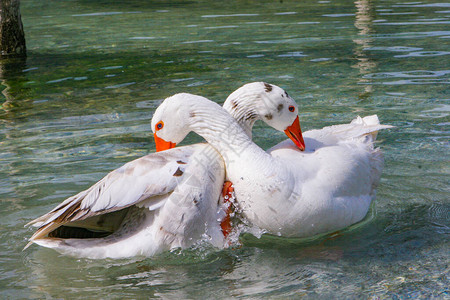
0,56,30,115
353,0,376,99
0,0,449,298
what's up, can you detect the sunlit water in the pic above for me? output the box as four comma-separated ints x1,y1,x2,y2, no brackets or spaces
1,0,448,298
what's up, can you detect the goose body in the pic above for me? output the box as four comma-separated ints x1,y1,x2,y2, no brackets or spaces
27,145,226,259
246,116,389,237
153,94,393,238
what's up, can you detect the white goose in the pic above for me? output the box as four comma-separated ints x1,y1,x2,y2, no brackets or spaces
153,92,393,238
26,82,302,258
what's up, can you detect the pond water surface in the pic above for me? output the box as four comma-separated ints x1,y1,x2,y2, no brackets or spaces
1,0,449,298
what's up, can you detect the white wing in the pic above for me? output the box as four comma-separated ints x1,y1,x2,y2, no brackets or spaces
26,145,200,242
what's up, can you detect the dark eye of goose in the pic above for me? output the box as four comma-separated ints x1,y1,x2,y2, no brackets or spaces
289,106,295,112
156,121,164,131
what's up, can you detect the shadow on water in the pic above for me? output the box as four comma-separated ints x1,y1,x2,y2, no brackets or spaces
0,56,32,118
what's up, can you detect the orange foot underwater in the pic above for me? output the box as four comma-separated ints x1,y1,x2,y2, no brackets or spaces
220,181,235,238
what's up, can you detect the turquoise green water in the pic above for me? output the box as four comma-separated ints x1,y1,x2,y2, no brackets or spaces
1,0,448,298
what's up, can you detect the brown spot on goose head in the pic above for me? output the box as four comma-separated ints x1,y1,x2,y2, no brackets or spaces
264,82,273,92
277,103,284,112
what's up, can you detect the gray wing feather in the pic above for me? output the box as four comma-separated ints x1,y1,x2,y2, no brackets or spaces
26,146,196,242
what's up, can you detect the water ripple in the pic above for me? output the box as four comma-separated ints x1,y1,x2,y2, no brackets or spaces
278,52,307,57
72,12,124,17
375,31,450,39
393,3,450,8
23,67,39,72
201,14,259,18
46,77,73,84
171,78,194,82
379,12,418,15
101,66,123,70
394,51,450,58
385,79,447,85
182,40,214,44
297,22,320,25
204,25,239,29
322,13,355,17
376,21,450,26
364,70,450,79
129,37,155,40
420,105,450,118
105,82,136,89
364,46,423,52
71,12,141,17
428,204,450,234
274,12,297,15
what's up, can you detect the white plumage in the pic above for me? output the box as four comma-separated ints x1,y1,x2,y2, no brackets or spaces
27,145,226,258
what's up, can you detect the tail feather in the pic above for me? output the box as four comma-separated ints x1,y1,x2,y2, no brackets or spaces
350,115,394,141
320,115,393,143
352,115,380,126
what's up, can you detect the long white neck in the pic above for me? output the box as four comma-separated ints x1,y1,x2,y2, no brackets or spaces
223,94,258,139
188,100,265,164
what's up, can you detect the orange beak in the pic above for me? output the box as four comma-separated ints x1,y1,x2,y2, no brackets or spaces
284,116,305,151
154,133,176,152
